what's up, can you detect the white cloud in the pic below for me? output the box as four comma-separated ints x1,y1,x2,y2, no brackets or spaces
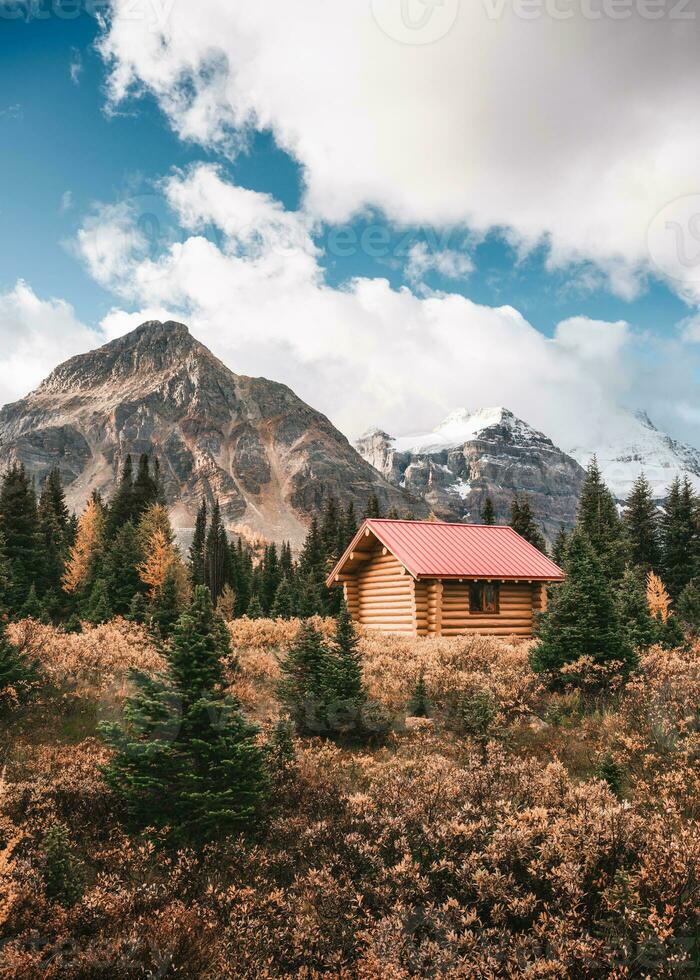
0,282,100,405
406,241,474,285
72,163,687,451
99,0,700,299
60,190,73,214
69,47,83,85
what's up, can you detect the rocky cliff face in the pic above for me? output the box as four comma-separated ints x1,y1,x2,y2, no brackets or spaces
356,408,586,541
0,321,425,546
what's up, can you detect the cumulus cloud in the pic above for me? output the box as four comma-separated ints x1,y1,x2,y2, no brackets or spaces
0,282,100,405
99,0,700,299
71,163,690,451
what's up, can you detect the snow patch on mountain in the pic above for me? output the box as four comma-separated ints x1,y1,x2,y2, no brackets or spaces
569,410,700,500
392,407,547,455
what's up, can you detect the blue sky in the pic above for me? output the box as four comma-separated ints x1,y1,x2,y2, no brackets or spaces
0,5,690,336
0,1,698,451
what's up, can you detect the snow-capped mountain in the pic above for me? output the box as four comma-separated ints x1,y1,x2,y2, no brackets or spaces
569,410,700,501
356,407,585,541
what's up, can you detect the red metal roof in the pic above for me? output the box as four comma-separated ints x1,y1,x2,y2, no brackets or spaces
328,519,564,585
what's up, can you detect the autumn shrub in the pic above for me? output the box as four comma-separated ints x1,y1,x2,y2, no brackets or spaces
1,623,699,976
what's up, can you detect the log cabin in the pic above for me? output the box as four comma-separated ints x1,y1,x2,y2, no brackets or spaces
326,519,565,638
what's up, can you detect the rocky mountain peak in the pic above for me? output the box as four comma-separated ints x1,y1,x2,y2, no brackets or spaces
38,320,204,395
356,406,585,541
0,321,425,546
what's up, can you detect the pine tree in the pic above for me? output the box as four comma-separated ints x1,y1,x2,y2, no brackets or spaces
623,474,661,573
660,477,698,598
577,457,626,581
128,592,149,625
329,601,366,705
40,823,84,907
277,620,333,734
246,594,264,619
342,500,358,546
150,571,181,638
0,620,38,710
595,753,625,799
677,579,700,633
510,495,547,553
0,462,40,611
386,506,400,519
481,497,496,526
271,576,294,619
279,541,294,580
261,544,281,614
204,501,230,604
37,468,70,598
103,520,144,616
296,573,323,618
615,566,658,650
84,578,112,625
0,531,13,618
189,499,207,586
407,671,431,718
233,539,253,616
365,492,382,519
552,526,569,568
100,586,267,845
106,455,135,537
530,529,636,684
132,453,160,519
19,584,45,621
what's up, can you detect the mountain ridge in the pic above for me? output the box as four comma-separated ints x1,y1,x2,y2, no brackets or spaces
0,320,427,546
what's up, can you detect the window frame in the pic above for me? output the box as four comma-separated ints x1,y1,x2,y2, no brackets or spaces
468,581,500,615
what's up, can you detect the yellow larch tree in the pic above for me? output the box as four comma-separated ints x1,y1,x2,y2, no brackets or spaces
62,498,105,594
646,571,671,624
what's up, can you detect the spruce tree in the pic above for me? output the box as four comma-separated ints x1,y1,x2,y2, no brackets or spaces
407,671,431,718
552,526,569,568
204,501,230,604
577,457,625,581
481,497,496,526
677,579,700,633
0,462,40,611
277,620,333,734
19,584,45,621
510,495,547,553
530,530,636,684
623,474,661,573
271,576,295,619
660,477,698,598
128,592,149,625
40,823,85,907
246,594,264,619
615,566,658,650
106,455,135,538
329,601,365,705
365,492,382,519
0,621,38,711
261,544,281,614
37,468,69,598
101,586,267,845
342,500,358,546
0,531,13,618
150,572,181,638
189,499,207,586
83,578,112,625
132,454,160,519
103,521,144,616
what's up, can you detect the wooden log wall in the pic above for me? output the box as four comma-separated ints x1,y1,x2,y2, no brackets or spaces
354,546,415,633
439,580,536,637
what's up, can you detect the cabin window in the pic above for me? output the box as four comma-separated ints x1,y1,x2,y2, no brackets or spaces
469,581,500,614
